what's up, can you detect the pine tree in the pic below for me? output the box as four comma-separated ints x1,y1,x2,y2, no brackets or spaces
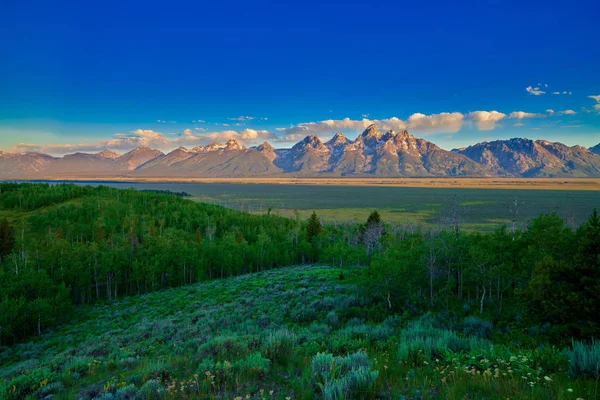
306,211,322,243
366,210,381,225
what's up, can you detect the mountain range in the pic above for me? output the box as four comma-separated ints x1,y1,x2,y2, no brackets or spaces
1,125,600,178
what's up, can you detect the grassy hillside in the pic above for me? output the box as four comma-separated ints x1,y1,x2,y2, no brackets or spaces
1,265,598,400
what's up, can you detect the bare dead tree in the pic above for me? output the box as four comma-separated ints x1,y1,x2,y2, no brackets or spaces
507,196,523,240
439,194,467,240
363,222,384,256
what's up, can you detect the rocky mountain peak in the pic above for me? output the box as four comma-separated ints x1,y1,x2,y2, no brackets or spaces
326,132,347,147
96,149,120,159
361,124,381,140
295,135,326,150
225,139,244,151
256,141,275,152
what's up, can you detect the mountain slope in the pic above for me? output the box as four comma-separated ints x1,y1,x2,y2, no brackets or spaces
0,152,57,178
2,129,600,178
454,138,600,177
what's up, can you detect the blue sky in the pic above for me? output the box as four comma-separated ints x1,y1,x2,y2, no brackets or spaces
1,0,599,155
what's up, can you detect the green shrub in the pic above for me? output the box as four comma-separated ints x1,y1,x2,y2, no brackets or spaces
398,320,488,362
565,339,600,379
460,316,493,338
326,311,340,329
114,384,139,399
311,352,378,400
263,328,295,365
235,352,271,379
139,378,163,399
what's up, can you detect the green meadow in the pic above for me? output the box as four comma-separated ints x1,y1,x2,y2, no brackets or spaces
37,182,600,230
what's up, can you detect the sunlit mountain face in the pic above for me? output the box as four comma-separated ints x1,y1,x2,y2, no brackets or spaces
2,125,600,178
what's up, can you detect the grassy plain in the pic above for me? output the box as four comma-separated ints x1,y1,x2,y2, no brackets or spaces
1,265,597,399
35,180,600,231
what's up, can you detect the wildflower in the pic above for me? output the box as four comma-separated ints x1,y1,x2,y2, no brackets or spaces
384,365,388,369
544,376,552,382
567,389,573,392
270,390,274,396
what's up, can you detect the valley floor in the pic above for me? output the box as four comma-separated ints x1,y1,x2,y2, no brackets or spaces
10,177,600,191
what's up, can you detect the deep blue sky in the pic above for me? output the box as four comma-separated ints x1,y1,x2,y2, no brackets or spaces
1,0,599,154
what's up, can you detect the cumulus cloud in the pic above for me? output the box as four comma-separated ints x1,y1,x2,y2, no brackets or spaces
12,127,274,155
588,95,600,111
508,111,543,119
273,113,465,142
526,86,546,96
467,111,507,130
407,112,464,133
558,110,577,115
546,109,555,115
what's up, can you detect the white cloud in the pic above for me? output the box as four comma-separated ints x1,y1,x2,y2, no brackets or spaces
274,113,465,141
552,92,560,95
546,109,555,115
588,95,600,112
526,86,546,96
508,111,543,119
407,112,464,133
467,111,507,130
222,123,230,127
512,123,525,127
227,116,255,121
12,126,275,155
558,110,577,115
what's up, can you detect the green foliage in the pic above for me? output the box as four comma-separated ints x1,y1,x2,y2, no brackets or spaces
0,217,14,257
263,328,295,365
366,210,381,225
398,319,488,363
311,352,379,400
565,339,600,379
306,211,322,243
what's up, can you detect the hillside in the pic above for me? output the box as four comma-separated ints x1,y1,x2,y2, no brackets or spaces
2,126,600,178
0,265,596,400
1,183,600,399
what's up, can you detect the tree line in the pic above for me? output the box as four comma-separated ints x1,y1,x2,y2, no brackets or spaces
0,183,597,346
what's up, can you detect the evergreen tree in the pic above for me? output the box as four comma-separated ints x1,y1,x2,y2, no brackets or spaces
0,217,14,257
306,211,322,243
366,210,381,225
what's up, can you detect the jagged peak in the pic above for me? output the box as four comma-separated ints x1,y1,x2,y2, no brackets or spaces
176,146,189,152
256,141,275,151
361,124,381,139
326,132,347,146
225,139,244,150
96,149,120,159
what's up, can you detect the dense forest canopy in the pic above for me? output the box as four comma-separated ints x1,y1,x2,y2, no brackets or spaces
0,182,598,348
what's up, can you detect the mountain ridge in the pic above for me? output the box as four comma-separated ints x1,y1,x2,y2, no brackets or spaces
2,127,599,178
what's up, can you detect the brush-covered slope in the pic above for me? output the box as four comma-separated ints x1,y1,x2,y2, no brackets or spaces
0,265,375,399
